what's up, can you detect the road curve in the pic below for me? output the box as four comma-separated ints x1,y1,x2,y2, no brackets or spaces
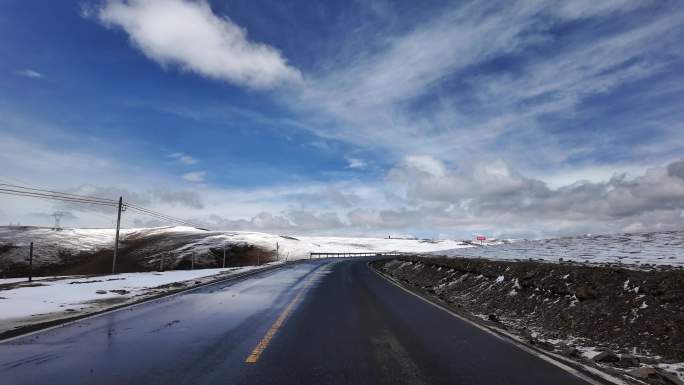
0,258,590,384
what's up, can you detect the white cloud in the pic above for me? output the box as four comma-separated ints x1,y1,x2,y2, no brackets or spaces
289,0,684,174
4,125,683,236
169,152,198,165
403,155,447,178
0,122,207,229
383,156,684,235
551,0,647,19
530,164,651,190
4,1,684,238
196,158,684,237
346,157,367,169
17,69,44,79
96,0,301,89
182,171,206,182
90,0,683,176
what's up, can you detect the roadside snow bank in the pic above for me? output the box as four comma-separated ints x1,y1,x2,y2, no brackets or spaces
0,263,278,335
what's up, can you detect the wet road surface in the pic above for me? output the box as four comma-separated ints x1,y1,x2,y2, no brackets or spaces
0,258,590,384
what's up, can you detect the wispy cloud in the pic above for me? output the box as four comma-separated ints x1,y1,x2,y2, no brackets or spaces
95,0,301,89
290,0,684,174
17,69,44,79
169,152,198,165
4,0,683,238
4,116,684,236
346,157,367,169
90,0,684,177
182,171,206,182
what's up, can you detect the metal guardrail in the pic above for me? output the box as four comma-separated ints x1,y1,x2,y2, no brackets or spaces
309,252,403,259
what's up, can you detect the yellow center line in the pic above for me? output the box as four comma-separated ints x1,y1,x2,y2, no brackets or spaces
244,269,324,364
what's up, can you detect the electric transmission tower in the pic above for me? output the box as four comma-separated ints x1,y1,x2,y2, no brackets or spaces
52,212,64,231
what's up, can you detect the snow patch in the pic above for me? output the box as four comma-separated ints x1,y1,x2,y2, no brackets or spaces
512,278,521,289
0,264,274,333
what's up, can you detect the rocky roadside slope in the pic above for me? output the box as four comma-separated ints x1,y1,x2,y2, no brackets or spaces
374,257,684,385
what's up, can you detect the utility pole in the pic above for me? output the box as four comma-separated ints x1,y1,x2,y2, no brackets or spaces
276,242,279,261
112,196,123,274
28,242,33,282
222,246,226,268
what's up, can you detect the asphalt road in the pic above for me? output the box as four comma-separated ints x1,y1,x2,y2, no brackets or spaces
0,258,591,384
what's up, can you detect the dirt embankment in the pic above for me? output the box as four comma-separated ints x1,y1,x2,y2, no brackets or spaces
374,257,684,384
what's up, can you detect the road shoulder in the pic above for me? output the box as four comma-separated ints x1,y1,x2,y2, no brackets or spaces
368,260,628,385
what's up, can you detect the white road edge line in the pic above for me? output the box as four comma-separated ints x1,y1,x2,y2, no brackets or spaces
0,263,291,344
369,263,629,385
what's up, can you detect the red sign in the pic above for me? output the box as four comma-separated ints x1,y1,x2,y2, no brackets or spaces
476,235,487,241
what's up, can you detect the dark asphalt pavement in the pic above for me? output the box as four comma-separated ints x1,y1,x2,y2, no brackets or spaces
0,258,591,384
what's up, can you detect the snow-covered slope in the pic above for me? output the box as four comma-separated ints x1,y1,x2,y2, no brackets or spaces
3,227,682,273
0,226,470,275
432,230,684,267
187,231,469,259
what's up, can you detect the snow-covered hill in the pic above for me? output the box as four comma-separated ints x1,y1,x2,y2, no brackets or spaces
2,227,682,275
0,226,470,275
433,230,684,267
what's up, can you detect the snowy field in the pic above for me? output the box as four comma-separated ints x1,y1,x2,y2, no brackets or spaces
0,226,471,270
0,264,275,335
3,226,683,274
433,230,684,267
195,231,470,259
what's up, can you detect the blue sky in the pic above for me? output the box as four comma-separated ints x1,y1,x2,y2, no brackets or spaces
1,0,684,238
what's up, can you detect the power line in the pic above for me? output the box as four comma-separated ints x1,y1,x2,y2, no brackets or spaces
0,189,117,206
126,203,205,228
0,180,120,223
127,207,194,226
0,183,119,203
0,183,207,229
1,181,210,274
0,188,119,207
